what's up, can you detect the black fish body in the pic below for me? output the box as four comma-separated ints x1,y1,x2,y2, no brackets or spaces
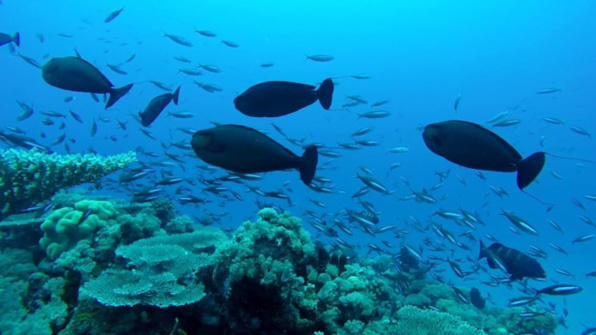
234,78,334,117
139,86,180,127
191,125,318,185
423,120,545,189
41,56,133,109
479,240,546,280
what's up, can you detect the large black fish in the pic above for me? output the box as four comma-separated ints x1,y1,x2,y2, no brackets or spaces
41,56,133,109
479,240,546,281
234,78,334,117
191,125,318,185
422,120,545,189
139,86,180,127
0,32,19,47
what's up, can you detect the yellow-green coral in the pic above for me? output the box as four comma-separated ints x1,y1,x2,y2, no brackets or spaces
0,149,136,219
40,200,116,260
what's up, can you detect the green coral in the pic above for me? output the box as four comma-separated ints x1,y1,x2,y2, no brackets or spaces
39,200,117,260
0,149,136,220
213,208,318,333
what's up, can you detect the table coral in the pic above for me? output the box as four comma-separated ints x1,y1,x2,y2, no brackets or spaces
81,228,228,308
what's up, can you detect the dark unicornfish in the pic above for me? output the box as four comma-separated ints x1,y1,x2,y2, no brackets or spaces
0,32,19,47
422,120,545,190
234,78,334,117
139,86,180,127
41,56,133,109
479,240,546,281
191,125,318,185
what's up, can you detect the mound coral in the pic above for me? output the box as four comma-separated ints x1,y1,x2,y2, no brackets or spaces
0,149,136,220
39,200,117,260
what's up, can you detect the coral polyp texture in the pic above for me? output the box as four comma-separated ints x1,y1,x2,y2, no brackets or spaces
0,198,559,335
0,149,136,220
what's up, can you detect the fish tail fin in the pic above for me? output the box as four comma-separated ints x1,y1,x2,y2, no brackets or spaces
317,78,334,110
172,86,181,105
517,152,546,189
299,146,318,186
106,84,134,109
12,32,20,47
478,240,487,260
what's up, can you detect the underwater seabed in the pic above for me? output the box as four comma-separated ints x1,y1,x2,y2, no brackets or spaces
0,192,557,335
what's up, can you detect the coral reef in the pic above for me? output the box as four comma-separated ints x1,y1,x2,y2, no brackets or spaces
0,197,559,335
0,149,136,220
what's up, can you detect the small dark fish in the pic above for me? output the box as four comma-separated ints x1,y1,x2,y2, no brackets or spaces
536,284,583,296
572,234,594,244
536,87,562,94
104,7,124,23
77,208,92,225
221,40,239,48
199,64,221,73
174,56,192,63
195,29,217,37
469,287,485,309
234,78,334,117
194,81,222,93
125,54,135,63
423,120,545,190
163,32,193,47
479,240,546,280
150,80,172,91
454,94,461,113
18,53,40,68
507,296,537,307
260,63,274,68
69,110,83,123
492,119,521,128
167,111,195,118
306,54,334,62
191,124,318,186
90,120,97,137
569,125,591,138
177,68,203,76
51,133,66,145
139,86,181,127
156,177,184,186
16,107,34,121
0,32,20,47
41,56,133,109
106,63,127,75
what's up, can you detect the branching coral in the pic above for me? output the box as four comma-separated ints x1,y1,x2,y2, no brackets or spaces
0,149,136,220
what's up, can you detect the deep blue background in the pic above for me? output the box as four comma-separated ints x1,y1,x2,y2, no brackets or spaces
1,1,595,333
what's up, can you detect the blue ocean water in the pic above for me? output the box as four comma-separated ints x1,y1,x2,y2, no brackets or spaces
1,0,595,334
